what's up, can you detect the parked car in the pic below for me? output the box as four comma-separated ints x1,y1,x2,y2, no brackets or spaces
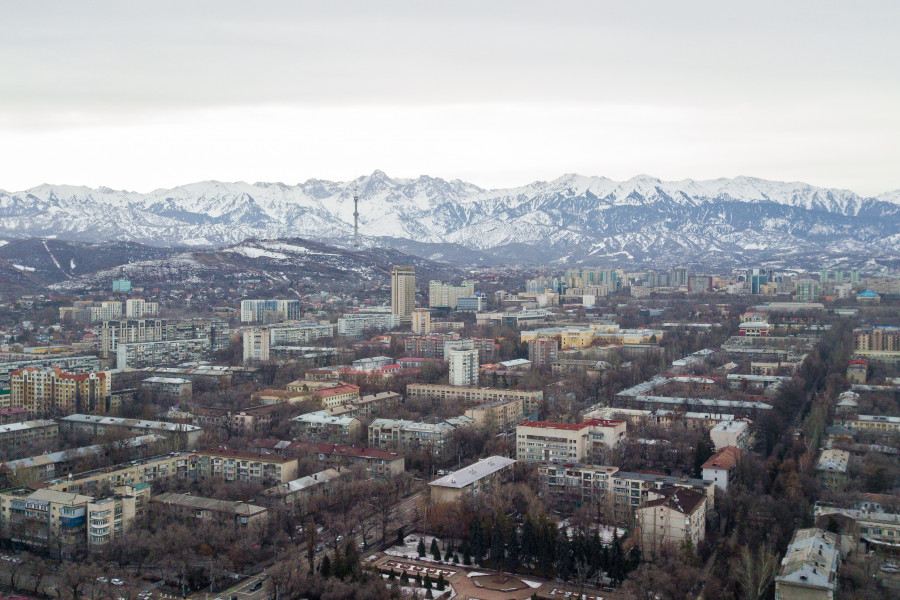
111,579,124,586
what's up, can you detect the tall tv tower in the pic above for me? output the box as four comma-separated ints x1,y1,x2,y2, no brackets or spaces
353,189,360,249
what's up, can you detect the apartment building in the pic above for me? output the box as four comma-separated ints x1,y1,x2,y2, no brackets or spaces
448,348,479,387
252,439,406,476
710,420,750,451
337,312,400,337
261,468,345,505
58,414,203,446
407,384,543,415
774,528,839,600
0,435,165,484
814,504,900,550
0,420,59,450
10,368,110,415
242,327,270,362
125,299,159,319
116,338,210,369
313,383,361,408
391,266,416,321
429,456,516,504
411,309,431,334
537,463,715,512
368,416,474,457
269,322,335,345
152,492,268,527
527,337,559,368
428,280,476,309
240,299,301,323
516,419,626,464
854,326,900,352
465,398,525,430
701,446,743,492
101,319,165,357
0,356,100,389
291,412,362,444
195,450,298,485
87,485,150,549
838,414,900,433
637,487,708,556
0,484,148,557
140,376,192,402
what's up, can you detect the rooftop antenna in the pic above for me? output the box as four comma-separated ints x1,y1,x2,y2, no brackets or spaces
353,187,360,250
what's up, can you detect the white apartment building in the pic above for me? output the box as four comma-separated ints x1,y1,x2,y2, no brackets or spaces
448,348,479,386
337,313,400,337
125,299,159,319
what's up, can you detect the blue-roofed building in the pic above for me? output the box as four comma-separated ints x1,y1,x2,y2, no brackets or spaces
856,289,881,304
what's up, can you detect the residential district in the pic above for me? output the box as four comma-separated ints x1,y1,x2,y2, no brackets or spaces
0,265,898,600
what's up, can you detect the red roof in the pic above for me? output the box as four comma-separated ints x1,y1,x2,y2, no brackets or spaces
849,359,868,366
313,384,360,398
518,420,591,431
702,446,742,471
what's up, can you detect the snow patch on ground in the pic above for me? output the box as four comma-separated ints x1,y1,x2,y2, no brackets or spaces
227,246,289,260
521,579,542,589
12,264,35,272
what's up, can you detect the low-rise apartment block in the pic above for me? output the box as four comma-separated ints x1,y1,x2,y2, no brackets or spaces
291,412,362,444
250,439,406,476
152,492,268,527
140,376,192,402
429,456,516,504
774,528,839,600
0,484,149,557
261,468,345,505
516,419,626,464
195,450,298,485
537,463,715,512
407,384,544,415
368,416,474,457
637,487,707,556
0,420,58,450
59,414,203,447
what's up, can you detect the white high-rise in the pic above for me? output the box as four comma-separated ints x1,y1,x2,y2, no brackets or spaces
448,348,479,387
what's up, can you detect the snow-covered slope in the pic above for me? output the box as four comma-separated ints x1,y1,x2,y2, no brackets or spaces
1,172,898,266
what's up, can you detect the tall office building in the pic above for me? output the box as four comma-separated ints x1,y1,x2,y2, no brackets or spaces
448,348,479,387
391,266,416,321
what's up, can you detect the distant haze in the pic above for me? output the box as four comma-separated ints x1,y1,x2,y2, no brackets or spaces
1,1,898,195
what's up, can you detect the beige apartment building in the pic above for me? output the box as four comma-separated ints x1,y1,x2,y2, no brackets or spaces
407,384,544,415
637,487,708,556
10,367,111,415
465,398,525,430
516,419,626,463
0,420,59,450
391,266,416,321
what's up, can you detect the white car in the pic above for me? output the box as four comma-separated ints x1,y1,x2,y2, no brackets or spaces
111,579,124,586
96,577,109,583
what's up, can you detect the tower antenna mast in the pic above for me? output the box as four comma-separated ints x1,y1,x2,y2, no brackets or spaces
353,187,360,250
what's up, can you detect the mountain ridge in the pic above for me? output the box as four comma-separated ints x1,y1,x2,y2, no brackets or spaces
2,172,899,267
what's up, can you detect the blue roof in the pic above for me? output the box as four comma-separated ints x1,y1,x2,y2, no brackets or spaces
857,290,880,298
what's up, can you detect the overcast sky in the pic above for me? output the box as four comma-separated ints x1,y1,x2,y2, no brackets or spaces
1,1,898,195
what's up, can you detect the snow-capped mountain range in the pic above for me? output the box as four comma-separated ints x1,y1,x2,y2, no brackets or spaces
2,172,898,267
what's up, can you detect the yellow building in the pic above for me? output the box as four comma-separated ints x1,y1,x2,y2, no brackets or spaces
10,367,111,415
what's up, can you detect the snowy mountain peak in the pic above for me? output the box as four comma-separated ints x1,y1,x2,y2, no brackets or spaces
0,173,898,266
